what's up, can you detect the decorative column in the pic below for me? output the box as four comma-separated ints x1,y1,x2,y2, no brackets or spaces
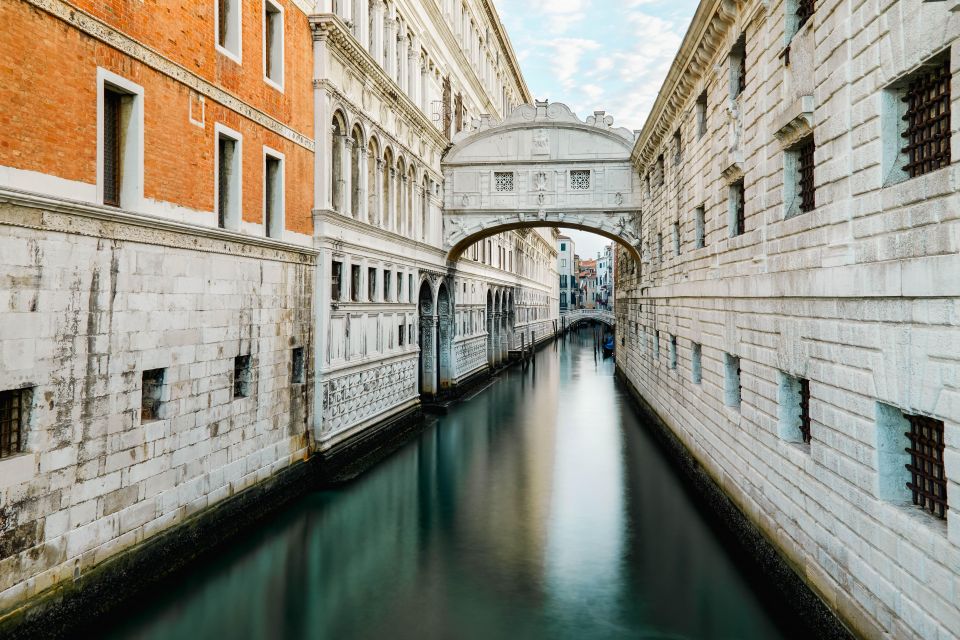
408,35,420,101
398,173,407,235
500,314,509,363
356,0,369,50
371,0,385,65
371,158,384,227
356,141,368,223
420,58,430,113
419,314,437,396
386,166,396,232
341,135,353,216
398,30,409,93
385,12,398,81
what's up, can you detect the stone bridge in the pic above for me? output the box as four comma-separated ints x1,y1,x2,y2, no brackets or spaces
441,101,642,262
561,309,616,329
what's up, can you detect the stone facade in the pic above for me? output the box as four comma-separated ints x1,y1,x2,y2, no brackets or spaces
0,0,558,622
615,0,960,637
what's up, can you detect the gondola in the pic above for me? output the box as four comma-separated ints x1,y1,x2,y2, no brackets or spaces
602,335,615,358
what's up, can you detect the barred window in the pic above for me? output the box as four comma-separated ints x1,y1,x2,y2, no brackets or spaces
673,129,682,165
494,171,514,192
0,388,28,459
292,347,305,384
141,369,165,423
799,378,811,444
570,170,590,190
798,137,816,213
731,35,747,99
234,355,252,398
730,179,746,236
795,0,815,30
901,57,951,179
103,89,122,207
905,415,948,518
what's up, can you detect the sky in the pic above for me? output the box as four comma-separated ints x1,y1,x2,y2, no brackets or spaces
491,0,699,259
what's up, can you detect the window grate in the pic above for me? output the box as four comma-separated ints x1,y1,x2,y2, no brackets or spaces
234,355,251,398
904,415,948,518
494,172,514,192
798,137,816,213
570,170,590,190
798,378,811,444
795,0,815,30
0,389,25,459
103,90,121,207
901,58,951,178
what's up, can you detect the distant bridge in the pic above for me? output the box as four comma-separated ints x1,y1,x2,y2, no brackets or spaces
561,309,616,329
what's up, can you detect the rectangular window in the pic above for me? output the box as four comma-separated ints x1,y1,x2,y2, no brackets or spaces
216,126,242,230
351,265,361,302
672,221,680,256
331,260,342,301
217,0,241,61
384,271,392,302
233,354,252,398
291,347,305,384
494,171,514,192
654,331,660,360
724,353,741,409
103,89,122,206
140,368,165,423
264,150,284,238
669,335,677,369
695,206,706,248
900,56,951,179
691,343,702,384
778,372,811,444
657,233,663,262
730,34,746,99
396,271,401,300
696,91,708,139
905,414,948,518
368,267,378,301
263,0,284,89
570,170,590,190
673,129,682,165
398,323,406,347
729,179,745,237
786,136,816,218
408,274,414,303
656,155,665,186
795,0,815,31
0,388,29,459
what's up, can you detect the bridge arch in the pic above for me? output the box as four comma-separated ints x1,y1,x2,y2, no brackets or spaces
441,101,642,262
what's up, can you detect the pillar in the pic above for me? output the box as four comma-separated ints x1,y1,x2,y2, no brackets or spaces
385,13,397,80
355,0,369,50
371,0,385,65
371,158,384,227
356,143,368,223
398,31,409,93
419,314,437,396
341,134,353,216
408,35,420,101
386,166,396,232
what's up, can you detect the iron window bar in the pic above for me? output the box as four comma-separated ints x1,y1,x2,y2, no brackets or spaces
734,180,746,235
795,0,815,30
798,137,816,213
904,415,948,518
798,378,812,444
901,58,951,178
0,389,24,459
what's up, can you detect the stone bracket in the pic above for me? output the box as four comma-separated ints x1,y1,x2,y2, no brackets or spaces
773,95,815,148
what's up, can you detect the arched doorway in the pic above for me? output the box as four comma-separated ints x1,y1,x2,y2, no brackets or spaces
436,282,453,391
486,289,495,367
418,280,436,397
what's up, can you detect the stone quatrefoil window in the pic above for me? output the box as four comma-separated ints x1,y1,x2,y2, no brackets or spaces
569,170,590,190
494,171,514,192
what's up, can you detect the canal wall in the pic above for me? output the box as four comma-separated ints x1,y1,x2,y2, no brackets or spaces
0,201,317,633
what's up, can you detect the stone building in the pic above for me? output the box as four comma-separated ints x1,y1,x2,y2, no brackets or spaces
579,258,597,309
557,234,578,311
0,0,557,622
614,0,960,637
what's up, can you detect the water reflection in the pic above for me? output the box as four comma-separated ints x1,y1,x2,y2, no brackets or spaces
107,328,786,640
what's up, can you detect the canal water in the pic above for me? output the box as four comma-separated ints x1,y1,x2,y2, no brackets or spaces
106,328,796,640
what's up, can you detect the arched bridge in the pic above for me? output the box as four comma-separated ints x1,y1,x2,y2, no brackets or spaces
441,101,641,262
562,309,616,329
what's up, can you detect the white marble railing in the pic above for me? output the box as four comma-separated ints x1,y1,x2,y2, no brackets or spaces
561,309,616,327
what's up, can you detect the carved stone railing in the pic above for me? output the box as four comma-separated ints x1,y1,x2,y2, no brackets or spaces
561,309,616,327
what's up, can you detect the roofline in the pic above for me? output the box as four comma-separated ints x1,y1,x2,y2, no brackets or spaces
481,0,533,104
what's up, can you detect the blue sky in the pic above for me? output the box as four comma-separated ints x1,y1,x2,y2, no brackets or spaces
492,0,699,258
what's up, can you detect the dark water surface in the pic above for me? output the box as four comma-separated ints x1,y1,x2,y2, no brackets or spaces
106,329,790,640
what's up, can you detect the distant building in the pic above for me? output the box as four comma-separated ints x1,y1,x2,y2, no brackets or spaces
557,235,578,311
596,245,614,310
578,258,597,309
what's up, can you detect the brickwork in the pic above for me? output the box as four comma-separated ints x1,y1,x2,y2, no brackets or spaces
616,0,960,637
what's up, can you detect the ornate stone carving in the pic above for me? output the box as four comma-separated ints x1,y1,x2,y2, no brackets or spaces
321,357,418,434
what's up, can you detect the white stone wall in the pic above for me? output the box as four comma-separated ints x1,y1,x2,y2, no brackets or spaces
0,201,315,613
617,0,960,637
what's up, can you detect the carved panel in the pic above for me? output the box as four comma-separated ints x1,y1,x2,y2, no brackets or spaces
321,357,418,435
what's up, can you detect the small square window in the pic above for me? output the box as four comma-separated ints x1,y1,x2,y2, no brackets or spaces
0,388,30,459
141,368,165,423
292,347,305,384
494,171,514,192
570,170,590,190
234,355,252,398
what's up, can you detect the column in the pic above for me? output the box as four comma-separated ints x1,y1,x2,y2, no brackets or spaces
371,1,385,66
341,135,353,216
408,35,420,101
398,173,407,235
420,58,430,113
386,166,396,231
385,12,397,80
419,315,437,396
398,31,409,92
356,143,368,223
500,315,510,362
356,0,369,50
371,159,384,227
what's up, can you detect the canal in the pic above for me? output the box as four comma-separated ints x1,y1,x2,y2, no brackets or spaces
104,327,800,640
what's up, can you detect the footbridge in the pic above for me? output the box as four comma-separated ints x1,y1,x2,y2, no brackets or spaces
562,309,616,329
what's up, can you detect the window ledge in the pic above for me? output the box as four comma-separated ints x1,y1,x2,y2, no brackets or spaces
216,44,242,65
264,76,285,94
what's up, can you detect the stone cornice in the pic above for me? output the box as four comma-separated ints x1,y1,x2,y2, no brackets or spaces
0,188,318,262
478,0,533,104
632,0,761,169
31,0,314,152
310,14,449,153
